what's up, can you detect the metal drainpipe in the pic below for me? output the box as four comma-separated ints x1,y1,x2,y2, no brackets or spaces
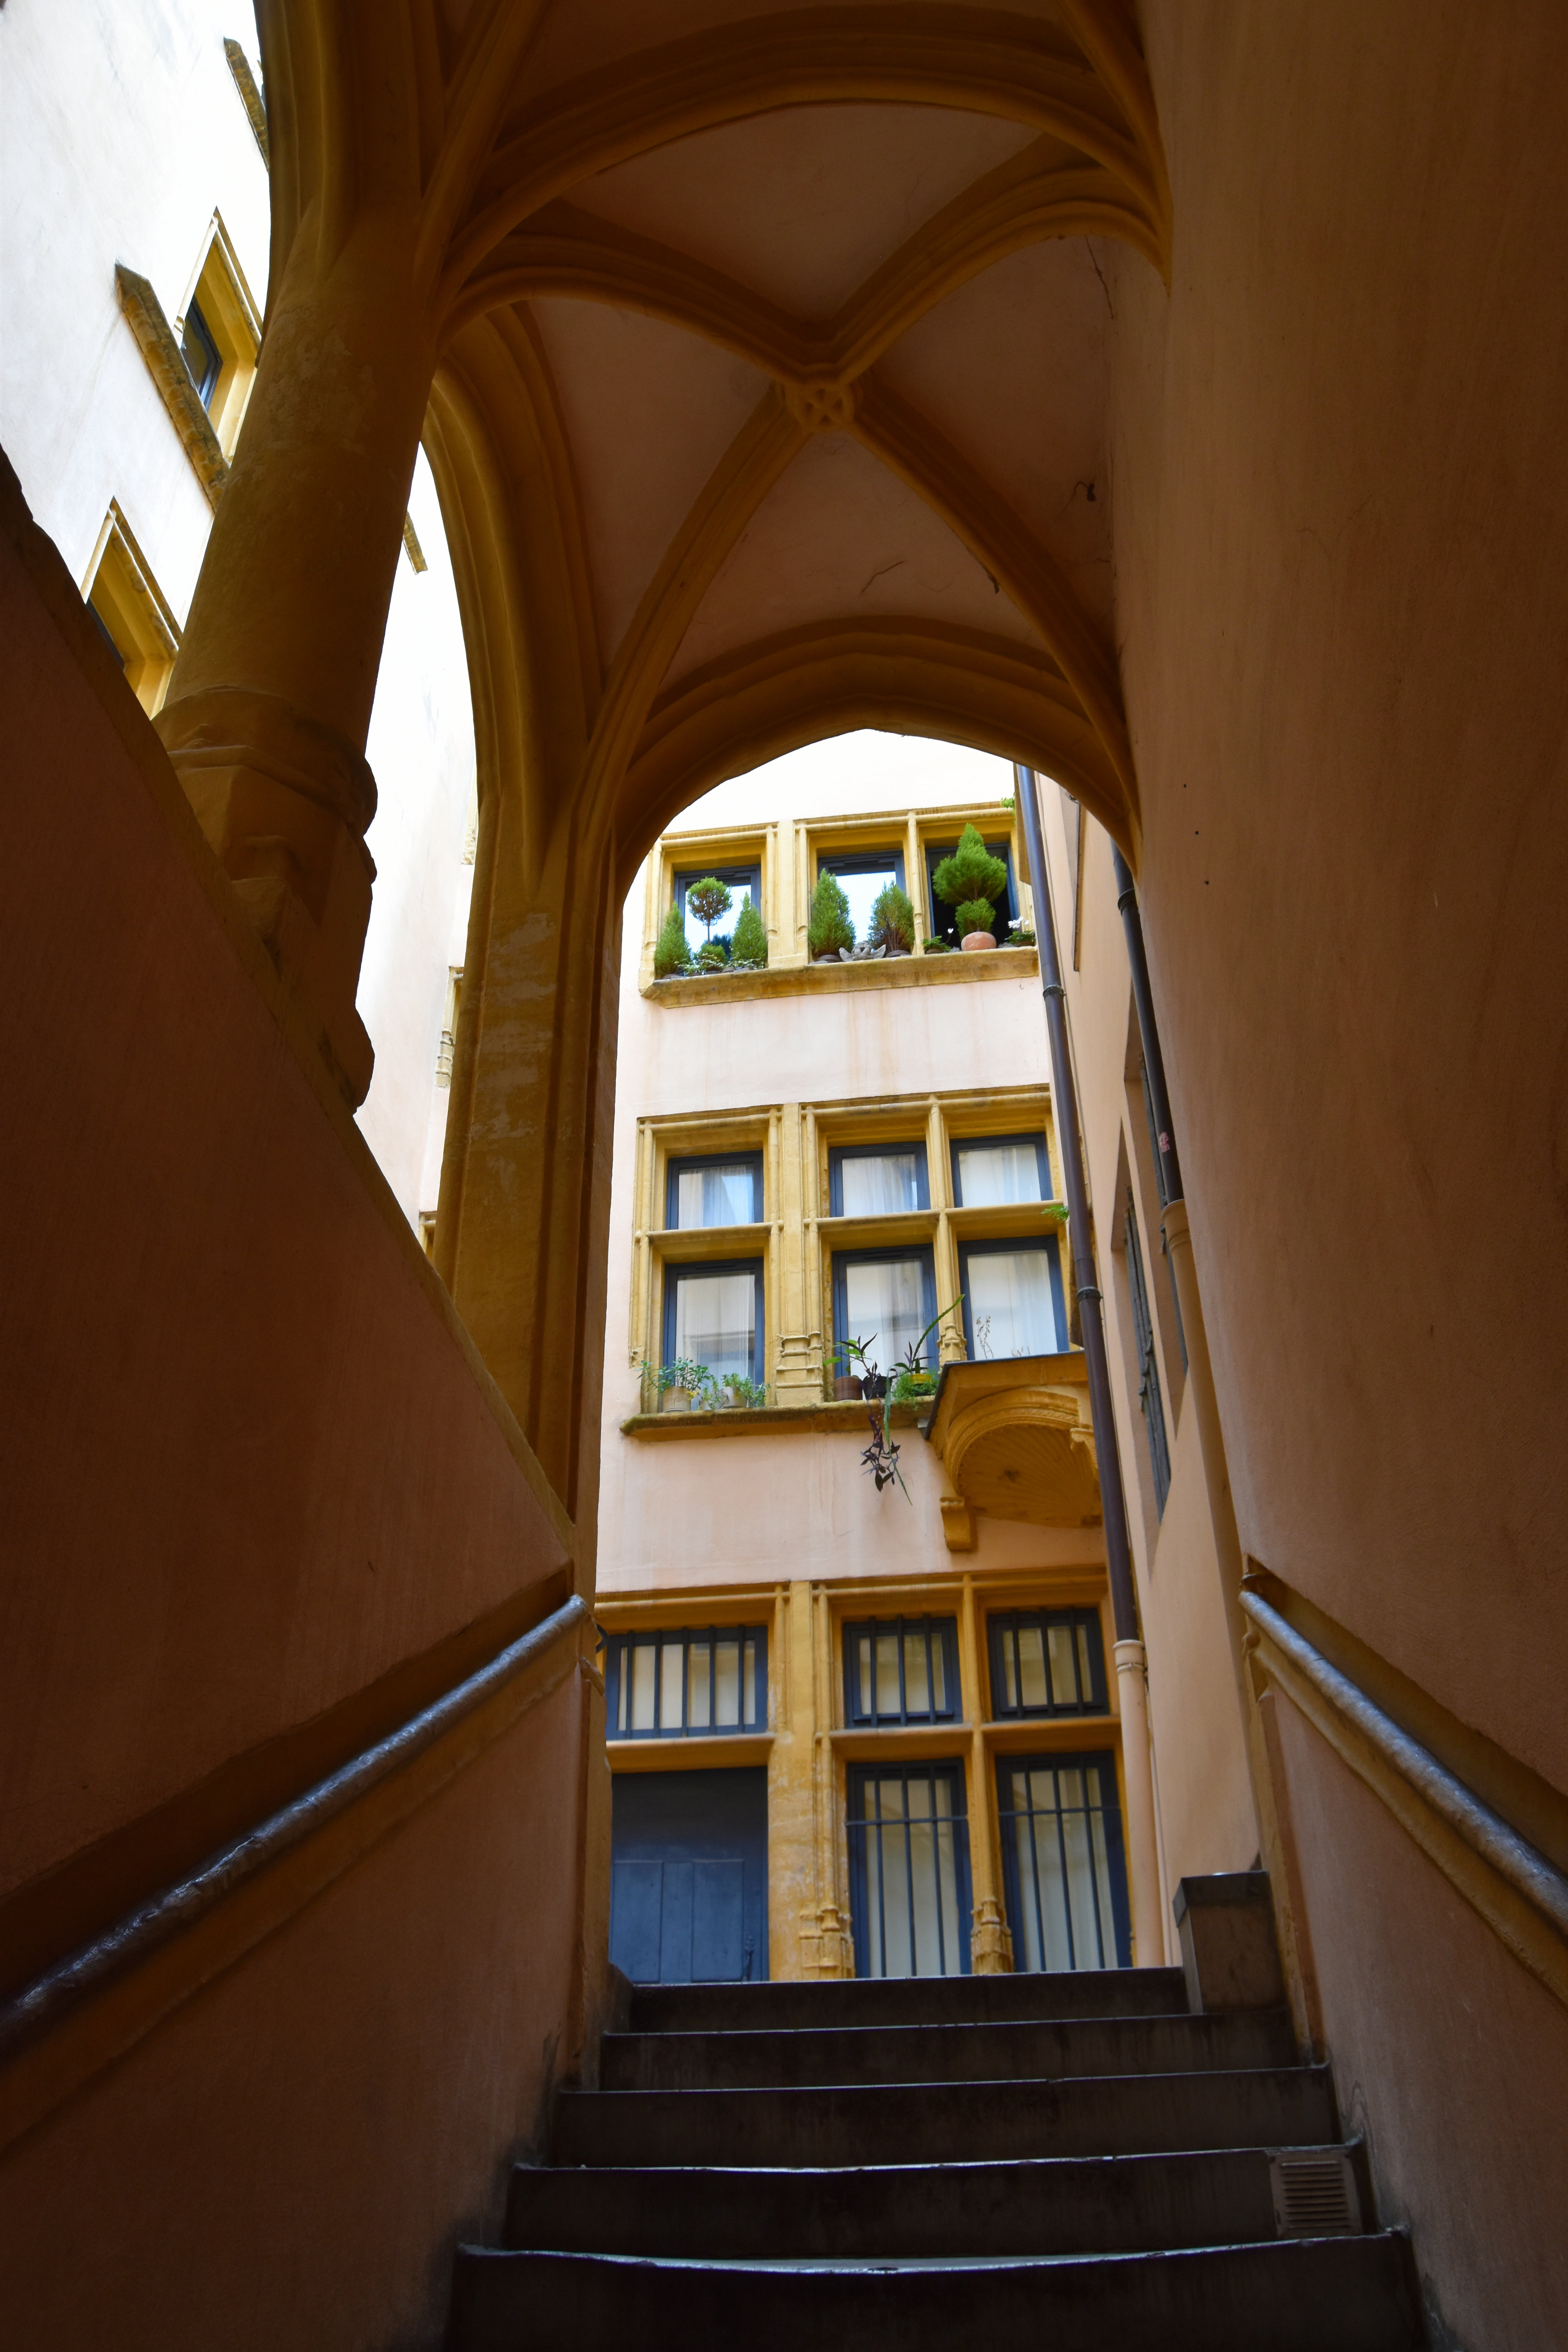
1016,768,1164,1963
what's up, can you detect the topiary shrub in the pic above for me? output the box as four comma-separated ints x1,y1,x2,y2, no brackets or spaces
686,874,733,941
653,902,693,977
808,868,854,957
932,823,1008,936
955,897,997,940
730,896,768,967
695,938,729,972
869,880,915,953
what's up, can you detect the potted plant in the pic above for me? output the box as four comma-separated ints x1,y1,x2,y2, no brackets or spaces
932,822,1009,952
656,1357,706,1412
686,874,733,947
808,869,854,960
869,880,916,956
694,937,730,973
729,896,769,969
653,902,693,978
828,1340,864,1401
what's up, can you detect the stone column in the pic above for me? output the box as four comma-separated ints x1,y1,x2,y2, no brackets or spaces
1114,1637,1166,1965
960,1573,1012,1971
156,216,435,1103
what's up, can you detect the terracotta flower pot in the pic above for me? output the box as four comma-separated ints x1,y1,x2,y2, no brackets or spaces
832,1373,862,1401
960,931,996,952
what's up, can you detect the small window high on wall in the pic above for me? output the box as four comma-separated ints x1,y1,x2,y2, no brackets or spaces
815,846,905,943
664,1258,764,1385
950,1131,1050,1207
832,1246,937,1376
828,1141,929,1216
673,862,760,957
843,1615,960,1725
666,1152,763,1228
988,1608,1107,1718
606,1627,767,1738
958,1238,1065,1360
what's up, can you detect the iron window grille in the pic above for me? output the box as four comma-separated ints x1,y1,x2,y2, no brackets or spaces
949,1130,1051,1208
996,1751,1132,1971
956,1236,1067,1361
847,1762,973,1979
672,862,761,955
828,1140,930,1216
843,1615,960,1725
830,1244,938,1379
923,836,1019,946
665,1151,764,1229
987,1608,1107,1719
606,1626,768,1738
1123,1188,1171,1514
662,1257,765,1387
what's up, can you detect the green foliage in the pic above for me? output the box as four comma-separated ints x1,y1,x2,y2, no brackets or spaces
656,1357,706,1393
922,936,953,954
955,897,997,939
686,874,733,938
653,902,693,978
932,822,1009,926
695,938,730,972
808,867,855,956
730,896,769,967
869,880,915,952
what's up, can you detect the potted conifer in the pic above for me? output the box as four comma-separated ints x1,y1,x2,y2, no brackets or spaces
869,880,916,955
730,895,769,968
932,823,1009,952
653,903,693,978
686,875,733,945
808,869,854,960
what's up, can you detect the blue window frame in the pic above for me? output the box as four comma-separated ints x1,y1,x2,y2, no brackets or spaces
606,1625,768,1738
847,1762,972,1979
957,1236,1067,1361
180,297,221,407
843,1615,960,1726
949,1130,1051,1208
924,836,1018,946
673,862,760,956
987,1608,1107,1719
828,1140,929,1217
997,1751,1131,1971
816,846,906,943
831,1244,938,1380
666,1151,763,1229
662,1257,764,1385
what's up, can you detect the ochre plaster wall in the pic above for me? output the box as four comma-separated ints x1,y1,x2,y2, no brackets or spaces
0,459,586,2342
1115,4,1568,2331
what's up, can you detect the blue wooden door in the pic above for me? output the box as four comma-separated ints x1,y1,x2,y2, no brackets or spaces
610,1768,768,1983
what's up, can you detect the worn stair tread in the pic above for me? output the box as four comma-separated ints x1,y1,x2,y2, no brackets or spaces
601,2008,1294,2091
450,2231,1421,2352
555,2063,1339,2168
628,1967,1190,2035
508,2142,1358,2259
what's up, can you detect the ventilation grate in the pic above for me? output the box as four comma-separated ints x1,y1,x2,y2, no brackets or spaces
1269,2148,1361,2238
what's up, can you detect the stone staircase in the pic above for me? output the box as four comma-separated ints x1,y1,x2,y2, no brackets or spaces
449,1962,1423,2350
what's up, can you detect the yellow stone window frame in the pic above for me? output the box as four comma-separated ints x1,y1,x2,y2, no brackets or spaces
82,501,181,716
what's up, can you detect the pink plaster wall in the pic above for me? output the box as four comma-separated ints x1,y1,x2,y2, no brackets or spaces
1114,4,1568,2331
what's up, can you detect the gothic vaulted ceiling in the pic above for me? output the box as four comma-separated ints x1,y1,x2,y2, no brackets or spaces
275,2,1170,882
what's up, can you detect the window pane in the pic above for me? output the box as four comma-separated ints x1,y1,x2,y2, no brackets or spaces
1017,1626,1049,1709
826,863,897,940
1002,1635,1018,1713
966,1249,1057,1357
840,1152,919,1215
903,1631,930,1716
687,1640,711,1728
743,1636,759,1726
931,1637,948,1714
857,1635,872,1717
714,1637,741,1726
1077,1624,1095,1704
676,1163,755,1227
673,1269,756,1381
1047,1622,1080,1707
842,1256,928,1371
659,1640,684,1731
875,1631,900,1718
630,1642,656,1731
681,876,754,956
956,1140,1042,1206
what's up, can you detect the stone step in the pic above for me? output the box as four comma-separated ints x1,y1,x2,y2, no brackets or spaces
601,2008,1293,2092
556,2063,1338,2170
627,1966,1191,2036
506,2141,1362,2260
450,2232,1421,2352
